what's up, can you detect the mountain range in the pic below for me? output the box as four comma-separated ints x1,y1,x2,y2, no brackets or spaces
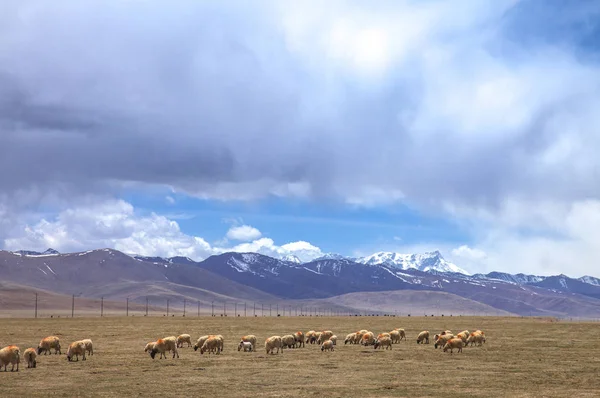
1,247,600,318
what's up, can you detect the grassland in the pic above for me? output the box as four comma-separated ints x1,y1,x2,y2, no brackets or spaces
1,316,599,397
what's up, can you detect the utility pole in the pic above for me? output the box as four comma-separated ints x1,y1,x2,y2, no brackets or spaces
276,304,279,316
269,304,272,317
35,293,38,319
253,302,256,317
261,303,264,317
145,297,148,317
101,297,104,317
197,301,200,317
71,294,75,318
224,302,226,316
244,302,247,317
167,299,170,317
235,302,237,317
126,297,129,317
211,301,214,317
183,299,186,317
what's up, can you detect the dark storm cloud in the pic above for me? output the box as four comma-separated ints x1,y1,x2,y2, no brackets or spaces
1,0,600,212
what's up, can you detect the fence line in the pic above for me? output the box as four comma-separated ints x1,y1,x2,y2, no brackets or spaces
7,291,596,320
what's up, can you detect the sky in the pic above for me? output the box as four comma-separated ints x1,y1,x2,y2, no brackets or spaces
1,0,600,277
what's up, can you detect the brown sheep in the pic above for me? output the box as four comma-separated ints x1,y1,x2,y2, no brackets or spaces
317,331,334,344
0,345,20,372
176,334,192,348
305,331,317,344
281,335,296,349
434,334,455,349
150,338,179,359
241,335,258,351
200,337,221,355
321,339,334,352
265,336,283,354
443,338,464,354
294,331,305,348
361,332,376,346
394,328,407,341
389,330,401,344
37,336,61,355
66,341,86,362
374,336,393,350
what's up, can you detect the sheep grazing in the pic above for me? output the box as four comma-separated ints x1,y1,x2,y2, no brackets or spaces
176,334,192,348
0,345,21,372
443,338,464,354
361,332,376,346
281,335,296,349
314,332,323,344
394,328,407,341
265,336,283,355
377,332,391,340
434,334,455,349
294,331,305,348
200,337,221,355
466,332,485,347
354,331,368,344
344,333,357,345
66,341,86,362
144,342,157,356
389,330,401,344
150,338,179,359
213,335,225,353
37,336,61,355
317,331,334,345
194,335,211,352
23,348,37,368
241,335,258,351
305,331,317,344
456,331,470,343
330,335,338,345
81,339,94,356
238,341,253,352
321,340,334,352
417,331,430,344
374,336,393,350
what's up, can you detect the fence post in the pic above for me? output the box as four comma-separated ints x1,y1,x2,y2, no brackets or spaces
183,299,186,317
35,293,38,319
244,302,247,317
126,297,129,317
235,302,237,317
253,302,256,317
101,297,104,317
211,301,214,317
197,301,200,317
71,294,75,318
269,304,272,317
145,297,148,317
167,299,170,317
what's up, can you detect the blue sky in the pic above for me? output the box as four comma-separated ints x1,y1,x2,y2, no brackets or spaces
1,0,600,277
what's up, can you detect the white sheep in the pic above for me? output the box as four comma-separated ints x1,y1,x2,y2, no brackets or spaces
443,338,464,354
434,334,455,349
330,335,338,345
23,348,37,368
37,336,61,355
0,345,20,372
281,335,296,349
321,339,334,352
294,331,305,348
66,341,86,362
344,333,357,345
81,339,94,356
176,334,192,348
361,332,376,346
238,341,253,352
241,335,258,351
193,335,211,352
389,330,401,344
394,328,407,341
417,330,430,344
265,336,283,354
317,331,333,344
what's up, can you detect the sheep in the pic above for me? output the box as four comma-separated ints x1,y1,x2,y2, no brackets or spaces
374,336,393,350
265,336,283,354
361,332,376,346
440,330,453,336
66,341,86,362
294,331,305,348
314,332,323,344
417,331,430,344
317,331,334,344
0,345,20,372
213,334,225,353
394,328,407,341
176,334,192,348
200,337,221,355
81,339,93,356
37,336,61,355
321,339,334,352
344,333,357,345
330,335,338,345
281,335,296,349
305,331,317,344
443,338,464,354
238,341,253,352
434,334,455,349
466,332,485,347
194,335,212,352
150,338,179,359
456,331,470,343
389,330,401,344
354,331,367,344
241,335,257,351
377,332,391,340
144,342,159,357
23,348,37,368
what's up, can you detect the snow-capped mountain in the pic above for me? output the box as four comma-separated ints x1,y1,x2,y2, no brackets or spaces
313,253,348,261
475,272,546,285
579,276,600,286
355,250,469,275
282,254,302,264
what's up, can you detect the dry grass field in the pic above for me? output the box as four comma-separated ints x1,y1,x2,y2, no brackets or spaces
1,316,599,397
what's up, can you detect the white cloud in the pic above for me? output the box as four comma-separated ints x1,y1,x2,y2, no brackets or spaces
226,225,262,241
2,200,323,263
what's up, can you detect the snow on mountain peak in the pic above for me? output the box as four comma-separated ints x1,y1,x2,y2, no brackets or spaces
282,254,302,264
355,250,469,275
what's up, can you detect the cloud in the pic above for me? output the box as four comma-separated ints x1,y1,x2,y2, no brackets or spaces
1,1,600,276
226,225,262,241
2,199,322,262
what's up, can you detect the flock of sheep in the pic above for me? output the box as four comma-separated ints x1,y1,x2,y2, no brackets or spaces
0,327,486,371
143,327,487,360
0,336,93,372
